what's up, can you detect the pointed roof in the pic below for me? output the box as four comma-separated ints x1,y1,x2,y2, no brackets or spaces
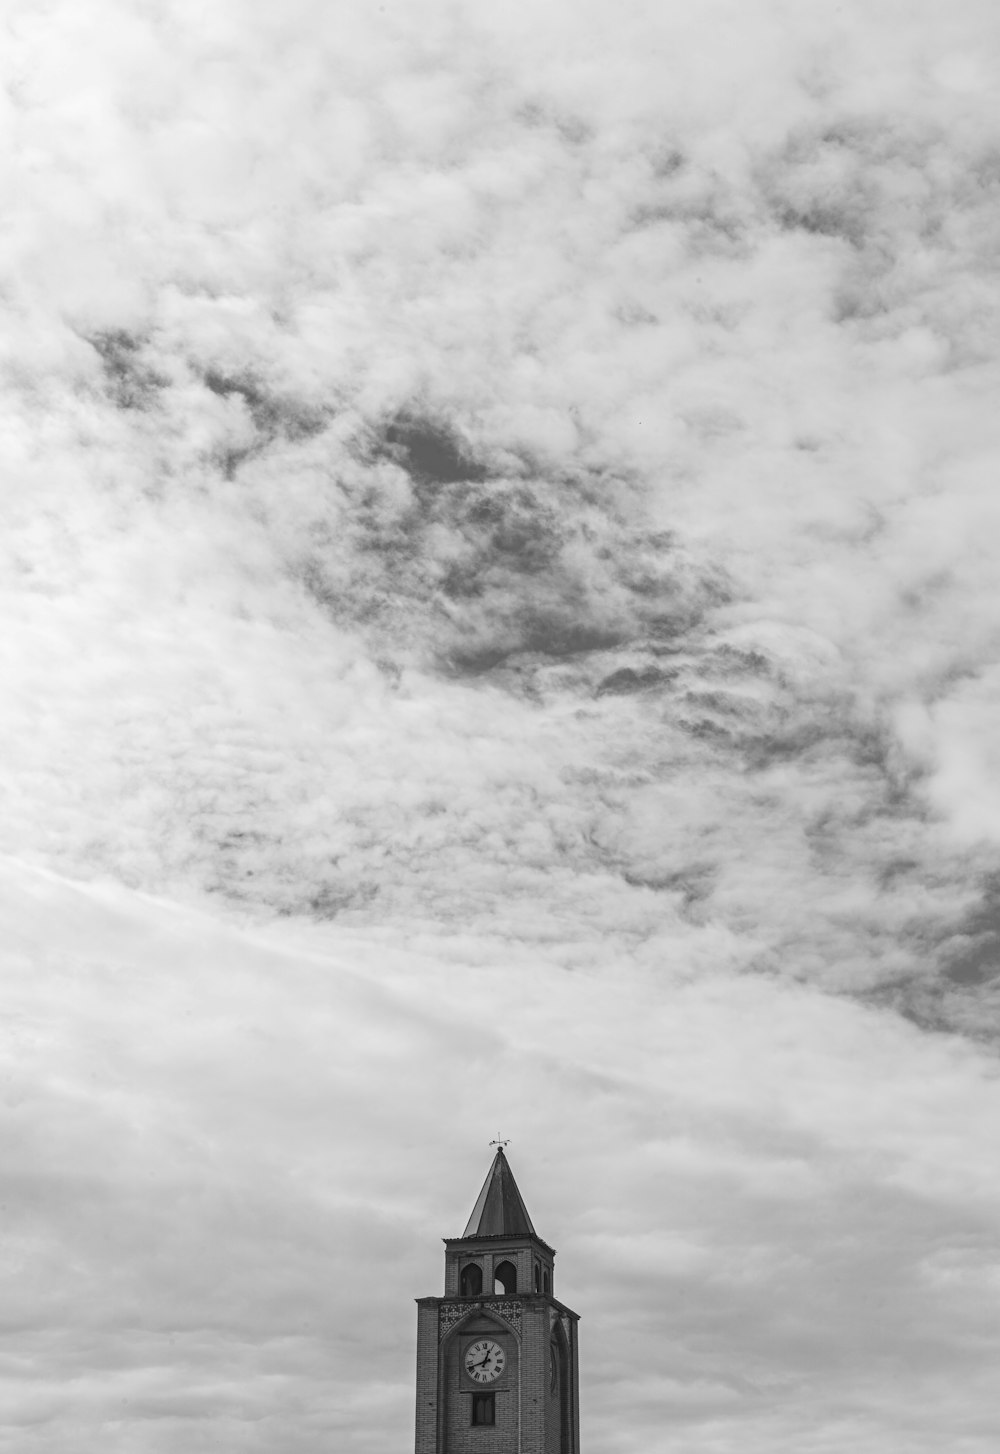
462,1148,537,1238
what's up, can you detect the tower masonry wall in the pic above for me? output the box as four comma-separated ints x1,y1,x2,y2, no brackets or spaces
414,1300,441,1454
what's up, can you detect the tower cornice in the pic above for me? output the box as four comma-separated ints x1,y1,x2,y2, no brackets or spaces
443,1232,556,1257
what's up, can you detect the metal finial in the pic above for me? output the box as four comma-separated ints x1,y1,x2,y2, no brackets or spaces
490,1135,510,1151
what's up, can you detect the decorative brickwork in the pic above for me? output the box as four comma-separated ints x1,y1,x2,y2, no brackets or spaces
493,1301,522,1336
438,1299,523,1339
438,1303,467,1339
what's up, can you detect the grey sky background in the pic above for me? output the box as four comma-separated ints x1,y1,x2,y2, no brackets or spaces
2,0,1000,1449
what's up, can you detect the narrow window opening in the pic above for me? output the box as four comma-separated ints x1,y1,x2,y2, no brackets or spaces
533,1263,541,1293
542,1268,550,1295
460,1263,483,1297
472,1393,495,1426
494,1260,517,1296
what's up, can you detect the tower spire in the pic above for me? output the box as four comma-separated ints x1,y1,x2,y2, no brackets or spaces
462,1144,536,1238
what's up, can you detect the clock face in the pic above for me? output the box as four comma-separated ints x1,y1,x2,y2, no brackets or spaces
464,1338,506,1384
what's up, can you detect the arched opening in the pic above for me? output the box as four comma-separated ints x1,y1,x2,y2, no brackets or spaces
493,1260,517,1295
533,1262,541,1293
460,1262,483,1297
542,1268,550,1296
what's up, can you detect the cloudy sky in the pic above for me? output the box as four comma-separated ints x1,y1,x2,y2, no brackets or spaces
3,0,1000,1449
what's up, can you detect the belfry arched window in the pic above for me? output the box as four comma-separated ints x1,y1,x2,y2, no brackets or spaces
542,1268,550,1295
460,1262,483,1297
494,1260,517,1295
533,1262,541,1293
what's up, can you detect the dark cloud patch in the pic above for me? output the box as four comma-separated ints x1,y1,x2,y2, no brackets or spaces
624,143,751,253
447,611,630,672
623,862,717,909
741,706,889,777
596,665,679,697
291,412,727,675
862,974,1000,1044
858,977,946,1032
761,119,929,251
705,644,771,677
877,857,921,890
516,99,593,148
651,146,685,179
436,482,566,592
943,947,1000,989
307,881,381,919
199,371,329,480
203,370,328,445
376,412,489,490
940,885,1000,989
790,851,1000,1042
88,331,166,411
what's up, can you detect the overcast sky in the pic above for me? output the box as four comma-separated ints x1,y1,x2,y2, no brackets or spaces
2,1,1000,1450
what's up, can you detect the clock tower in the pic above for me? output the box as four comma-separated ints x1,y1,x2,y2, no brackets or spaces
414,1147,580,1454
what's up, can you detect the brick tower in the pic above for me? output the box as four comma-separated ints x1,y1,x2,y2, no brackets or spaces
414,1147,580,1454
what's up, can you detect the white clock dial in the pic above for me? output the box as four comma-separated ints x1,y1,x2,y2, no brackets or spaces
464,1338,505,1383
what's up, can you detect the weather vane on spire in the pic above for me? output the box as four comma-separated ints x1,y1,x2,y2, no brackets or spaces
490,1134,510,1151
